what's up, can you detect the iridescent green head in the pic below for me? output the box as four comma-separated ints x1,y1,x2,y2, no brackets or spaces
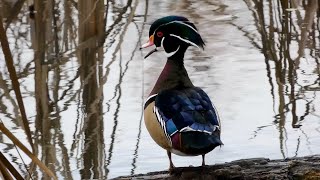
141,16,205,59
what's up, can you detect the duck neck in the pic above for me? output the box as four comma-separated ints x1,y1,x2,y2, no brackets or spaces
150,57,194,95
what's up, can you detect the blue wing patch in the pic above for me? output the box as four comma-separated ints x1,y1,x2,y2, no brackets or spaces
154,87,220,138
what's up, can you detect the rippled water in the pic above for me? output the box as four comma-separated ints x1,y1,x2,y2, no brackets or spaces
0,0,319,179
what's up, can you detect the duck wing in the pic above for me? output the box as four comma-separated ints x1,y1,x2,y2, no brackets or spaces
153,87,222,154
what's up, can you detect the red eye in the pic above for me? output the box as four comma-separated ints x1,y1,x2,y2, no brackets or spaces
157,31,163,37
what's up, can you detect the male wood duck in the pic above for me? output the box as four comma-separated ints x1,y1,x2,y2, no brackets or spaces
141,16,223,171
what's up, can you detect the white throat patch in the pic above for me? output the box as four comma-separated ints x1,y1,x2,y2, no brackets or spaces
160,37,180,57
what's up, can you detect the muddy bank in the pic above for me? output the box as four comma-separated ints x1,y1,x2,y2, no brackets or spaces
114,155,320,179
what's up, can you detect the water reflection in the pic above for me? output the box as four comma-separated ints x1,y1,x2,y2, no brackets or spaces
241,0,320,157
0,0,319,179
77,0,106,179
31,0,73,179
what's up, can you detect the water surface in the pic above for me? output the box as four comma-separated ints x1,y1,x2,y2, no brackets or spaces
0,0,319,179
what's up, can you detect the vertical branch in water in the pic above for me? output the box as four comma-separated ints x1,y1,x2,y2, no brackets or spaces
34,0,49,132
50,1,73,179
63,0,77,51
103,1,136,177
131,1,148,174
51,0,60,59
293,0,318,128
294,0,319,67
78,0,105,179
33,0,56,178
266,0,276,112
280,0,300,129
273,0,289,158
251,0,288,157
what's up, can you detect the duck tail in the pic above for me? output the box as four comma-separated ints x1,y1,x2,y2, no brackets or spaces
208,134,223,147
180,132,223,155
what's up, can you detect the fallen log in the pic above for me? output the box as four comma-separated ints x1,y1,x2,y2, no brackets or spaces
114,155,320,179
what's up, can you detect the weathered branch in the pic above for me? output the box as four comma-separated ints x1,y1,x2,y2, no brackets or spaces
114,155,320,180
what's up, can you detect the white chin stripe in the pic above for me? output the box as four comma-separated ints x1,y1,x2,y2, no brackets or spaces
169,34,200,49
161,37,180,57
166,46,180,57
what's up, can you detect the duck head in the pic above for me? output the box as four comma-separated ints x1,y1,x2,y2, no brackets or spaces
141,16,205,59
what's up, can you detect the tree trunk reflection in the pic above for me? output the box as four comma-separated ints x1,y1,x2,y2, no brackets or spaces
244,0,319,157
78,0,106,179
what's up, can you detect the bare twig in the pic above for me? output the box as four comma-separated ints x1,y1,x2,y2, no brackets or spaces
0,15,34,152
0,123,57,180
0,152,24,180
